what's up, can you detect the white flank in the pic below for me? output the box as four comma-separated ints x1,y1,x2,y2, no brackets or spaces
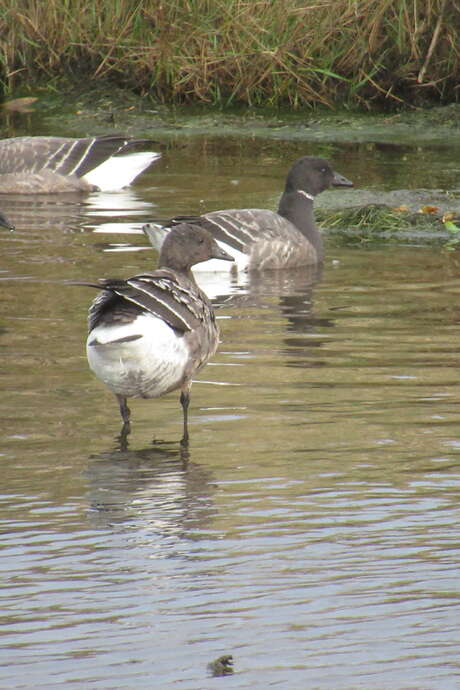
86,313,189,398
193,241,247,273
191,271,247,301
83,152,161,191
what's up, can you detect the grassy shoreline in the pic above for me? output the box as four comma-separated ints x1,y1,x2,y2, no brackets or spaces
1,0,458,109
318,204,460,248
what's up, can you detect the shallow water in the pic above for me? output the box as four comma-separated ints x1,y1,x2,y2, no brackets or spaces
1,113,460,689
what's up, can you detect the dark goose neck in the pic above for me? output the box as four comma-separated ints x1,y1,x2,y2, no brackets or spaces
158,260,195,285
158,242,199,287
277,190,323,258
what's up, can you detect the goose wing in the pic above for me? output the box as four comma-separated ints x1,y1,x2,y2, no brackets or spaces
0,135,155,177
164,209,297,252
86,270,213,333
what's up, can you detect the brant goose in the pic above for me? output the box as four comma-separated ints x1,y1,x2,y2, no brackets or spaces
143,156,352,272
0,134,161,193
0,209,14,230
80,223,234,443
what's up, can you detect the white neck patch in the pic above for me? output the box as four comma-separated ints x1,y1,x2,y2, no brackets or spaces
297,190,315,201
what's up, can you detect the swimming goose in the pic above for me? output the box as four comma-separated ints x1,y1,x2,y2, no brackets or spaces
143,156,352,272
80,223,234,443
0,134,161,193
0,209,14,230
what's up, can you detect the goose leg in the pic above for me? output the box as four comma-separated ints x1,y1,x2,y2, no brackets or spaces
116,394,131,428
180,390,190,445
118,421,131,451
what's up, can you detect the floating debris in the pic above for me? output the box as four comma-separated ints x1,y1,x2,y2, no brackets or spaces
207,654,234,677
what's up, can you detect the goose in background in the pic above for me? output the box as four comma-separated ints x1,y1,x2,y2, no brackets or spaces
143,156,353,273
0,209,14,230
0,134,161,193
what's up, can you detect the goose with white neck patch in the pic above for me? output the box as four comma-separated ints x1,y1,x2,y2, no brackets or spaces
143,156,353,273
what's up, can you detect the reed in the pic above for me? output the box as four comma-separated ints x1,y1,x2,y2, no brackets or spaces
0,0,458,108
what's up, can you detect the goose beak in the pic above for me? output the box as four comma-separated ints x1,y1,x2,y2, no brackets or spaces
212,243,234,262
332,171,353,187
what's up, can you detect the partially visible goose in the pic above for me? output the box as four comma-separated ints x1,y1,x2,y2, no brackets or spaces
143,156,353,272
0,209,14,230
0,134,161,193
80,223,234,443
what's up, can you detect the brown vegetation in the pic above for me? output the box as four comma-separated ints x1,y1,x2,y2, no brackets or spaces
0,0,458,108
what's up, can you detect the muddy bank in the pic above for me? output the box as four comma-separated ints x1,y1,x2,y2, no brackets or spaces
20,87,460,145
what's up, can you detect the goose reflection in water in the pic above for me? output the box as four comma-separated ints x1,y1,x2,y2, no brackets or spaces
84,440,217,536
210,262,334,368
0,186,157,237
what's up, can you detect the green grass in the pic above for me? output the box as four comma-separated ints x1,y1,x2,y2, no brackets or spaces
318,204,460,247
1,0,458,108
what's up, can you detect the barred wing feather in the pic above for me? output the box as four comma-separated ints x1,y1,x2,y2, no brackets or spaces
88,271,213,333
0,135,154,177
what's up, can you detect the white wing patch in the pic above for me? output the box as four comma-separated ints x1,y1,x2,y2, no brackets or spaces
84,152,161,191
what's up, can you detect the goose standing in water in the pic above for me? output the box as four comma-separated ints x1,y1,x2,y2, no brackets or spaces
79,224,234,444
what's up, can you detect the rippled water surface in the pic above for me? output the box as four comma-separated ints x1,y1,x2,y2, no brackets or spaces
1,113,460,689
